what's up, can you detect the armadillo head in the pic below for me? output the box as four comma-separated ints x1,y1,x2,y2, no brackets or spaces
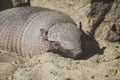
41,23,84,59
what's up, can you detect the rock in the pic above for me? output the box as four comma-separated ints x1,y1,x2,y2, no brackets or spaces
0,0,30,11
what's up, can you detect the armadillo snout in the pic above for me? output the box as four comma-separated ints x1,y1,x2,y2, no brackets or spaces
59,48,83,59
70,50,83,59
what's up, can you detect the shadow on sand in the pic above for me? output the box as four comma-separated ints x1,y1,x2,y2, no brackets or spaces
80,0,115,60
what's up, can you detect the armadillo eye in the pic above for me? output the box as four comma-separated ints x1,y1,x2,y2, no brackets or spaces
40,29,48,40
53,42,60,49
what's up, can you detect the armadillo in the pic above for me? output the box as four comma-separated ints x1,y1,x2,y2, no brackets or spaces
0,6,85,59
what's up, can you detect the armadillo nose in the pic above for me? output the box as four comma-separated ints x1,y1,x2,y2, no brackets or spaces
74,51,83,60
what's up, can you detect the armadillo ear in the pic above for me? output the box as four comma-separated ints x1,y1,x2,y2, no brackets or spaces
40,29,48,40
79,22,82,30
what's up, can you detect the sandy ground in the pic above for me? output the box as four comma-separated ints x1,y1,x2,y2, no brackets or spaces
0,0,120,80
0,43,120,80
